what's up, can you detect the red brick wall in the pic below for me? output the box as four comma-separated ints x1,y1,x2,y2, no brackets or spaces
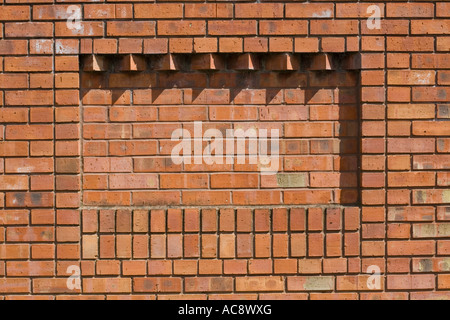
0,1,449,300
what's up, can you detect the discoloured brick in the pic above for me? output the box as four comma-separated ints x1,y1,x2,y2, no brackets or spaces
288,276,334,291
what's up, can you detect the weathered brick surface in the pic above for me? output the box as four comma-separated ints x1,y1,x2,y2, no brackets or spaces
0,0,448,300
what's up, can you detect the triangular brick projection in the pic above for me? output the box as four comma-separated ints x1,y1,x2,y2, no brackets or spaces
81,53,361,73
191,54,226,71
265,53,300,71
118,54,147,72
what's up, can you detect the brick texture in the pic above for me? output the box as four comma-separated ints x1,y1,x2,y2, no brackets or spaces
0,1,449,300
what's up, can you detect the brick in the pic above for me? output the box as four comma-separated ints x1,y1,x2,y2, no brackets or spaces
33,5,77,20
388,172,436,187
387,37,434,52
5,57,52,72
244,38,268,53
269,37,293,52
286,4,334,18
209,21,257,36
5,22,53,37
388,71,435,85
311,21,358,35
388,138,435,154
123,261,146,276
119,38,145,54
387,275,435,290
109,174,157,190
144,39,168,54
336,3,384,18
438,275,450,289
288,276,334,291
6,158,53,174
135,4,183,19
413,54,450,69
83,278,131,293
388,104,435,119
7,227,54,242
34,278,78,294
413,155,450,170
260,21,307,36
6,125,53,140
0,279,30,293
0,40,28,55
185,277,233,292
193,38,218,53
413,223,450,238
437,37,450,52
55,21,103,37
387,3,434,18
0,6,30,21
235,3,283,18
413,121,450,136
248,260,271,275
0,210,29,225
134,278,182,293
0,142,28,157
0,244,30,260
169,38,193,53
295,38,319,53
337,275,384,291
107,21,155,37
6,261,54,277
323,37,346,52
412,20,449,35
236,277,284,292
158,21,206,36
388,241,435,256
185,4,232,19
84,4,115,19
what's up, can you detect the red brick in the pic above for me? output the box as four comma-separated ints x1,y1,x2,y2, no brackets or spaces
286,4,334,18
209,21,257,36
134,278,182,293
107,21,155,37
135,4,183,19
387,275,435,290
158,21,206,36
